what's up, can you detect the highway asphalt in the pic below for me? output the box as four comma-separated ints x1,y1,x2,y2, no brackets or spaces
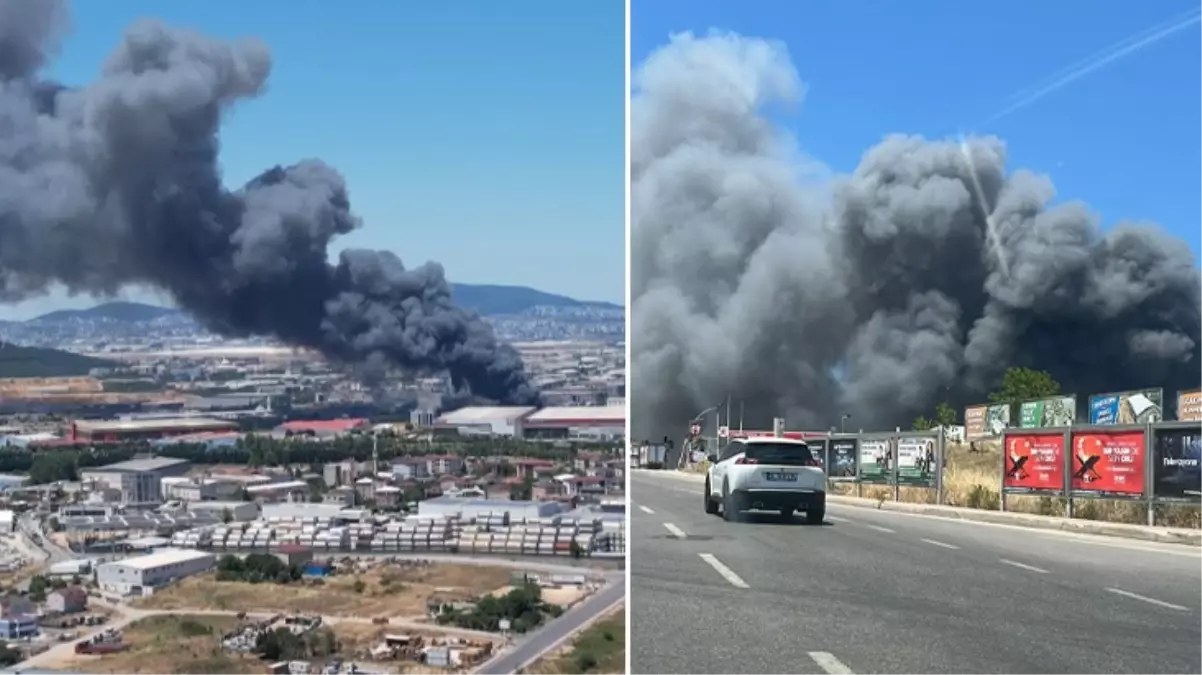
630,470,1202,675
476,575,625,675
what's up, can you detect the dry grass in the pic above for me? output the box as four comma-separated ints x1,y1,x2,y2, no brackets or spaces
51,615,261,674
828,442,1201,528
135,562,513,617
523,605,624,675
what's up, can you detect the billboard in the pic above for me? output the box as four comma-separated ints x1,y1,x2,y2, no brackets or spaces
859,437,891,484
1003,432,1065,495
1176,389,1202,422
1152,427,1201,503
1088,389,1163,425
896,436,937,486
826,438,858,480
1070,430,1146,498
1018,396,1076,429
964,403,1011,440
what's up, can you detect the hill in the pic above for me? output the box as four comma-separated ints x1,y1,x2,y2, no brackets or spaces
0,343,119,378
33,301,181,323
29,284,622,324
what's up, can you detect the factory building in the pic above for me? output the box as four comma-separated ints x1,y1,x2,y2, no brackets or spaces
277,418,370,438
433,406,538,437
245,480,309,503
521,404,626,442
96,548,216,596
80,457,192,504
182,501,260,522
417,497,563,521
70,417,238,443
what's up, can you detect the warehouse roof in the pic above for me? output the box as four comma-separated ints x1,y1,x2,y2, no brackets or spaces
85,457,190,473
525,405,625,425
105,548,213,570
73,418,237,433
435,406,538,426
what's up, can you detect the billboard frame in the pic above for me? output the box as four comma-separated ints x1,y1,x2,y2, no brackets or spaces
1014,394,1079,430
998,426,1071,510
1175,388,1202,422
1087,388,1165,426
1150,420,1202,506
963,401,1013,442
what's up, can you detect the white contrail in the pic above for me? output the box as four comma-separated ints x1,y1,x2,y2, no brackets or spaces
958,133,1011,280
982,7,1201,125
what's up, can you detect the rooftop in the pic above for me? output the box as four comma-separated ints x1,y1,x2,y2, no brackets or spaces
278,418,369,433
87,457,190,473
104,548,214,570
525,405,626,424
436,406,538,426
74,418,237,433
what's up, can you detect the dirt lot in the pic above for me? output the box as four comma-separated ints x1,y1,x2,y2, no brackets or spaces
524,605,624,675
136,562,513,618
332,622,500,667
40,615,262,674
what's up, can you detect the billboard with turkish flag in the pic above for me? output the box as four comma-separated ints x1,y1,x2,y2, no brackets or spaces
1003,432,1065,495
1070,429,1147,498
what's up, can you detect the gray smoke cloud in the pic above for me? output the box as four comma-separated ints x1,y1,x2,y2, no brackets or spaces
0,0,538,405
631,31,1201,440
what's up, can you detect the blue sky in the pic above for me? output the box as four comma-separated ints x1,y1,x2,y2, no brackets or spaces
633,0,1201,257
16,0,623,319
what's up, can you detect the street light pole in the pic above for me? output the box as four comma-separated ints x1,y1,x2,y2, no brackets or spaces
840,413,851,434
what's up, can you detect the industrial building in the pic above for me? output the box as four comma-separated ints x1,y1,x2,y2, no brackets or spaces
96,548,216,596
277,418,370,437
434,406,538,437
522,404,626,441
80,457,192,504
181,501,259,522
70,417,238,443
417,497,563,521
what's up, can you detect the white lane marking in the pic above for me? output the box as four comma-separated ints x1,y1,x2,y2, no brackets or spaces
663,523,687,539
638,505,655,514
825,515,850,523
698,553,750,589
867,524,895,534
1105,587,1188,611
920,538,960,550
999,558,1049,574
809,651,854,674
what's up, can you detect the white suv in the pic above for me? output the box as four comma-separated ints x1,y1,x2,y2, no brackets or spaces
704,437,827,524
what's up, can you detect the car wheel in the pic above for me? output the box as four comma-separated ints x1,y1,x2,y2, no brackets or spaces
806,498,826,525
704,478,719,515
722,483,739,522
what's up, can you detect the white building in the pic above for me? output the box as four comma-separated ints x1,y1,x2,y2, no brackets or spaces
434,406,538,437
96,548,215,596
184,501,259,522
417,497,562,521
522,404,626,442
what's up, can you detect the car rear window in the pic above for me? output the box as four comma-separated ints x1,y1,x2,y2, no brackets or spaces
746,442,814,466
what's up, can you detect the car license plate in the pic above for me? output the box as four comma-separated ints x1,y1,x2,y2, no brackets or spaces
764,472,797,481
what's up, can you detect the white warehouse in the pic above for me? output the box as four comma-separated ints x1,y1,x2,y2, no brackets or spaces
434,406,538,437
418,497,563,521
96,548,216,596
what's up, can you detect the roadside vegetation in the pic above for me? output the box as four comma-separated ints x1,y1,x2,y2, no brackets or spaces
523,606,624,675
435,583,563,634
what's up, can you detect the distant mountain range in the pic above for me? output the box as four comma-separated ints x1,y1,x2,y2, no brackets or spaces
28,283,622,324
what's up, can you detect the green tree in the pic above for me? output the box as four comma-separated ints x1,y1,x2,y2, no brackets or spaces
933,402,957,428
911,416,934,431
988,367,1062,404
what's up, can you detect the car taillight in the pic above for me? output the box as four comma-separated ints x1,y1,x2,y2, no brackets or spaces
804,459,820,467
735,457,757,465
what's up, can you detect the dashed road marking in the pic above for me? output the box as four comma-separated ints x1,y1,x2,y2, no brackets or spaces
867,524,895,534
1106,587,1188,611
638,505,655,515
698,553,750,589
920,538,960,550
999,558,1049,574
663,523,687,539
809,651,854,674
825,515,850,523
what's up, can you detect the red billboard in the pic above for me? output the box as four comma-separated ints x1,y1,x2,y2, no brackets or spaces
1071,430,1146,497
1004,432,1065,495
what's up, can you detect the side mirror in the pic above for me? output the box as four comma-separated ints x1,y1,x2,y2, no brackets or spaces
706,454,718,463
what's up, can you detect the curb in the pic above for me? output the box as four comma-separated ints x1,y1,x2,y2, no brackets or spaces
636,469,1201,547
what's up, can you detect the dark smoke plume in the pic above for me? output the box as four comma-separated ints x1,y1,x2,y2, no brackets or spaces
0,0,538,405
631,32,1201,440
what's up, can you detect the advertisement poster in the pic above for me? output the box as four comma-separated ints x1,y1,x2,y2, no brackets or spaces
1018,396,1076,429
1070,431,1146,497
1003,432,1065,495
1176,390,1202,422
896,437,937,486
859,438,891,483
806,439,826,468
827,438,859,480
1088,389,1164,425
1152,427,1201,503
964,403,1011,440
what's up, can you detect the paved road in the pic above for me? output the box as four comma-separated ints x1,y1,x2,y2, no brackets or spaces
630,471,1201,675
476,577,625,675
